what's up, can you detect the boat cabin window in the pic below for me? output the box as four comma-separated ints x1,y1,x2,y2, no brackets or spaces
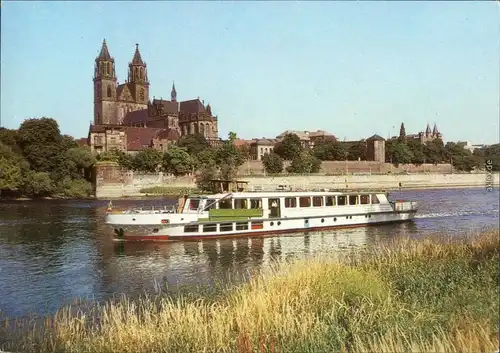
325,196,336,206
184,225,199,233
371,195,380,204
349,195,359,205
203,224,217,232
219,198,232,209
234,198,248,209
205,199,217,210
360,195,370,204
188,199,200,210
312,196,323,207
236,222,249,230
220,223,233,232
284,197,297,208
338,195,347,206
299,197,311,207
249,198,262,209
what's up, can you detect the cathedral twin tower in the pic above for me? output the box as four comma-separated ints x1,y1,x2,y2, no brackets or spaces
93,39,151,125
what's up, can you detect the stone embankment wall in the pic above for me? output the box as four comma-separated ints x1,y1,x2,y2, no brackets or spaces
94,162,500,199
238,160,454,175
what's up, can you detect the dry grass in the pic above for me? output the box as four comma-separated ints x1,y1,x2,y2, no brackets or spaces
2,230,499,353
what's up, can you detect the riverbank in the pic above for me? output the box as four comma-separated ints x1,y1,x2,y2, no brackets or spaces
95,172,500,198
2,230,498,353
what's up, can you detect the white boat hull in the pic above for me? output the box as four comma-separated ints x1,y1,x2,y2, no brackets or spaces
109,210,417,242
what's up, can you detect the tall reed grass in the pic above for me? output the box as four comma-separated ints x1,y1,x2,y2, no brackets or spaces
2,230,499,353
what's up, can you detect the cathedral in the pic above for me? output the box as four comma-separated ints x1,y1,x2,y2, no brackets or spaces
89,39,219,154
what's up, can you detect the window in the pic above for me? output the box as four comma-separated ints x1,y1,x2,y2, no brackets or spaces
205,199,217,210
220,223,233,232
325,196,336,206
312,196,324,207
188,199,200,210
360,195,370,204
338,195,347,206
299,197,311,207
284,197,297,208
236,222,249,230
349,195,359,205
184,225,199,233
219,199,232,209
234,198,248,209
250,198,262,209
202,224,217,232
371,195,380,204
107,86,112,98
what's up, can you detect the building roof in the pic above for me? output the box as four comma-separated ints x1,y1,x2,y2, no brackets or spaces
179,99,207,114
151,98,179,115
233,139,255,148
367,134,385,141
124,127,177,151
122,109,149,126
75,138,88,147
252,138,278,146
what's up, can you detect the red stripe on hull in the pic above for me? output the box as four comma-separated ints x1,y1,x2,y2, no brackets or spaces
117,219,413,242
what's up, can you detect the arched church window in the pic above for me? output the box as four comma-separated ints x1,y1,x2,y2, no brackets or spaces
140,89,145,101
107,86,112,98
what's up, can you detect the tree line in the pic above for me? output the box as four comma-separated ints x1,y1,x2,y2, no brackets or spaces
0,118,95,198
1,118,498,198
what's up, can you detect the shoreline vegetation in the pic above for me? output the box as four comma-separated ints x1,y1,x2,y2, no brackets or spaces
1,230,498,353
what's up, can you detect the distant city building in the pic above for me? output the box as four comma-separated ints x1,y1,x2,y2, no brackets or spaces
391,123,442,144
276,129,336,148
249,138,279,160
90,39,220,153
457,141,488,153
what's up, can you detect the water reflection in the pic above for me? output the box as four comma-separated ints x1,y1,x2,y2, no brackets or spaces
0,188,498,319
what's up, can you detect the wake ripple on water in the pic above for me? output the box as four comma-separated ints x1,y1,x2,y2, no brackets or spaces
415,209,499,219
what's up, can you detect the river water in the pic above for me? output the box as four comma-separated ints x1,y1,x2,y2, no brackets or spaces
0,187,498,320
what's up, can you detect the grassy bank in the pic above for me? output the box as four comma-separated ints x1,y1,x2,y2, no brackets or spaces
3,231,499,353
139,186,200,196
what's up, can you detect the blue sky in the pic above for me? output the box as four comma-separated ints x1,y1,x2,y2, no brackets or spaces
1,1,499,144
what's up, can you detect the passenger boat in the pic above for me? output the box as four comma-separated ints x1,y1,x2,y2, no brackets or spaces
105,180,419,242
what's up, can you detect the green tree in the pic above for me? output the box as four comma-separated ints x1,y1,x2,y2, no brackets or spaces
474,144,500,171
407,140,425,165
162,146,194,176
287,151,321,174
195,163,219,191
347,141,367,161
0,128,21,154
386,140,414,165
262,153,284,174
214,136,245,180
0,157,22,193
398,123,407,142
192,148,217,169
20,171,54,197
424,138,445,164
312,138,345,161
274,133,303,160
177,134,210,156
131,148,163,172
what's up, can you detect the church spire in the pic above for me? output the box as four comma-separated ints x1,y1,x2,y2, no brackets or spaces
425,123,431,136
131,43,144,65
97,39,112,62
94,39,116,80
171,81,177,101
432,122,439,135
128,43,148,85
